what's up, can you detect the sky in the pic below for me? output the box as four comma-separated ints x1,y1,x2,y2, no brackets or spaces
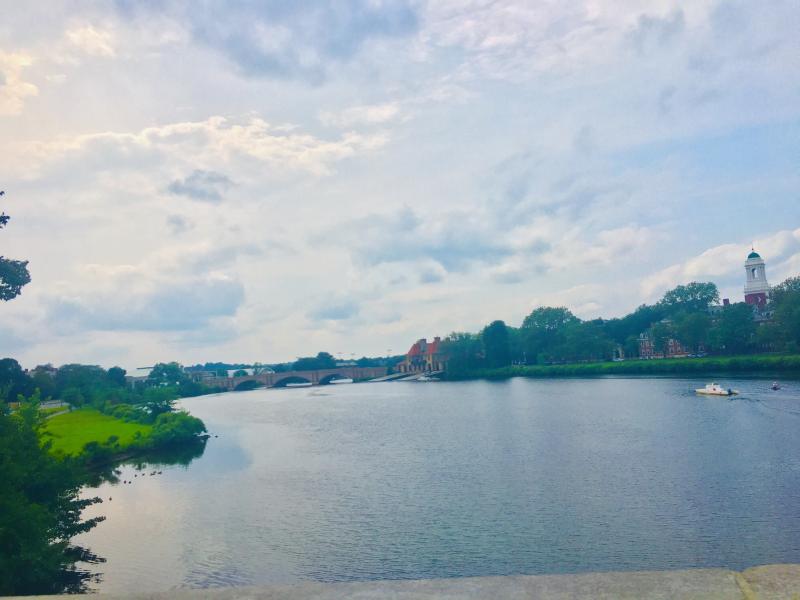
1,0,799,371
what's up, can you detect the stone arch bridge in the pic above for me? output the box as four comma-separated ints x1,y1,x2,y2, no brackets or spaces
211,366,388,391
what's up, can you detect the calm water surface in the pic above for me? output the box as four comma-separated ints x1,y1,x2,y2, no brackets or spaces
75,377,800,593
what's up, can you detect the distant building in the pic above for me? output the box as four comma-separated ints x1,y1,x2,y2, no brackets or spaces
744,249,771,309
189,370,217,383
396,337,447,373
637,331,691,359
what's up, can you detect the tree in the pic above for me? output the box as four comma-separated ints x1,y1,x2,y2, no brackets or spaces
141,386,177,419
0,392,104,595
771,276,800,304
232,369,248,377
659,282,719,313
559,320,614,362
106,366,127,387
151,411,207,446
674,312,711,352
441,332,483,373
147,362,187,386
521,306,580,331
771,278,800,350
649,321,674,356
0,358,33,402
293,352,336,371
54,364,107,407
0,191,31,302
603,304,666,345
520,307,579,364
709,303,756,354
481,320,511,368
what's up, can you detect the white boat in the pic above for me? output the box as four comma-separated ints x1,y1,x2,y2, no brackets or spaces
695,382,738,396
286,382,312,388
330,378,353,384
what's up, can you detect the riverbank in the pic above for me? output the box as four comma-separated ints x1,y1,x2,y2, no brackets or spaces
448,353,800,380
8,563,800,599
40,406,206,465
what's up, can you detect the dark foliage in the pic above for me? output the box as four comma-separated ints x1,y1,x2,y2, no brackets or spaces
0,395,103,595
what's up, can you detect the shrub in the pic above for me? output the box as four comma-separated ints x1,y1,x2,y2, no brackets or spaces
150,411,206,446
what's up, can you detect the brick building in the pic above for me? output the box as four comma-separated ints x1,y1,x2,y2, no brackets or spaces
396,337,447,373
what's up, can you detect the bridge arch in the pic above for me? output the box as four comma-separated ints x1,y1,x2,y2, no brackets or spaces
233,379,263,391
273,375,312,388
319,373,350,385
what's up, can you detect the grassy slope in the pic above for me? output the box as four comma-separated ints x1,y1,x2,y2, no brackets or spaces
43,408,152,457
452,354,800,380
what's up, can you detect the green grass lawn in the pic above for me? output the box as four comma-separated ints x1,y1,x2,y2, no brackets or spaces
42,408,152,457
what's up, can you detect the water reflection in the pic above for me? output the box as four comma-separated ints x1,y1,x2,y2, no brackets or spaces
73,438,208,590
74,378,800,594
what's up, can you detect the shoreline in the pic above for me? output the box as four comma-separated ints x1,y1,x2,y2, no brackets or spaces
444,353,800,382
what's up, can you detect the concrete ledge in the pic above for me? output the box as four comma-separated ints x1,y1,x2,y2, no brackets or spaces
8,565,800,599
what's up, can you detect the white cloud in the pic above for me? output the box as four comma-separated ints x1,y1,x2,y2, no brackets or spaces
319,102,401,128
65,25,116,57
5,115,389,179
641,228,800,300
0,51,38,116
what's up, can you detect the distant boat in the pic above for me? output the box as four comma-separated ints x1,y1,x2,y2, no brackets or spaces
330,378,354,384
286,382,312,388
417,375,440,382
695,382,738,396
772,382,781,391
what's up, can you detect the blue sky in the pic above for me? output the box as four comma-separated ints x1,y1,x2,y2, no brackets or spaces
1,0,798,370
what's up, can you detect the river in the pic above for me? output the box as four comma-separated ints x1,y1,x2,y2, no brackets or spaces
74,376,800,594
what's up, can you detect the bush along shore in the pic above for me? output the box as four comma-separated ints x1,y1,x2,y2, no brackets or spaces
446,353,800,381
42,405,207,465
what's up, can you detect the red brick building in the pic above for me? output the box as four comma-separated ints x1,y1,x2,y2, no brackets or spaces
637,332,691,359
396,337,447,373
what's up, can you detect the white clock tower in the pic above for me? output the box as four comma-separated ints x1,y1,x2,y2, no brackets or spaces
744,249,770,309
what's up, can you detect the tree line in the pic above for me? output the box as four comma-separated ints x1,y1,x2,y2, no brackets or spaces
442,279,800,374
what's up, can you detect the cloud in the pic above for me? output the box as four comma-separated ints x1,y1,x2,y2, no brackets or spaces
333,206,513,273
418,263,446,284
48,275,244,332
0,52,38,116
166,214,192,234
66,25,116,57
308,298,360,322
641,228,800,300
7,116,389,179
320,102,401,128
628,10,685,54
168,169,233,202
117,0,418,82
37,238,265,337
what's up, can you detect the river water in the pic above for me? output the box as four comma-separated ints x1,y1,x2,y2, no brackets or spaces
74,376,800,593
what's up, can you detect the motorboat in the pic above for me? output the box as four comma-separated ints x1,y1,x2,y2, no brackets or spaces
772,382,781,391
416,375,440,382
286,382,312,388
695,383,738,396
330,378,354,384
